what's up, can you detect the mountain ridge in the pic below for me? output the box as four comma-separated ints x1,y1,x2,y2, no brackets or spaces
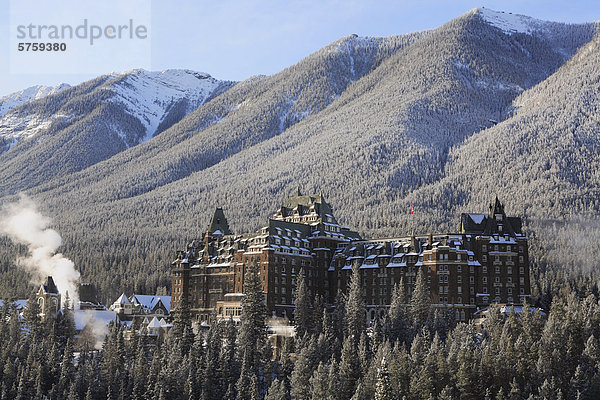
0,8,599,301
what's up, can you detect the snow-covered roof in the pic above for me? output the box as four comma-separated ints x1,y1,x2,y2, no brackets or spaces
147,316,162,329
467,213,487,225
131,295,171,312
0,299,28,310
115,293,131,305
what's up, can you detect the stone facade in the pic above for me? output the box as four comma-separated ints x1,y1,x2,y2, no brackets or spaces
171,192,531,324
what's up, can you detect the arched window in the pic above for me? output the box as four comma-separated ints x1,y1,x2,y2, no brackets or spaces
38,297,44,309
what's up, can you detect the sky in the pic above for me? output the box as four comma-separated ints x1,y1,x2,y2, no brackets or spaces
1,0,599,97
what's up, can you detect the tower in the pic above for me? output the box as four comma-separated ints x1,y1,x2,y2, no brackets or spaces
36,276,61,319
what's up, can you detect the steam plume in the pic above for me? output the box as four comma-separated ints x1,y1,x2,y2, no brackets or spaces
0,195,80,308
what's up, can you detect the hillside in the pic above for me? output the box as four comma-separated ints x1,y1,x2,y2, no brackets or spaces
0,8,599,302
0,69,234,192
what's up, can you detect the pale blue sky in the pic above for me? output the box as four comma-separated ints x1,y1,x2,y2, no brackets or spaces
1,0,599,96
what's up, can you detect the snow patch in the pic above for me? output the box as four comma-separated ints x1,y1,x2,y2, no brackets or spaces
477,8,551,35
105,69,222,142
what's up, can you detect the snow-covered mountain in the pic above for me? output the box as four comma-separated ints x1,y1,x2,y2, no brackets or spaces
478,8,555,34
0,8,599,300
0,69,232,154
102,69,228,142
0,83,70,117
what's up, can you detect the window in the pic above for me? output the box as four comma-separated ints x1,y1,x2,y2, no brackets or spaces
508,267,512,274
469,276,474,284
470,287,474,295
495,277,500,283
457,265,462,272
482,245,487,252
507,277,512,283
483,266,487,273
458,287,462,294
495,266,500,274
482,255,487,263
483,277,487,284
495,288,500,295
520,277,525,285
520,266,525,274
508,288,512,295
457,276,462,283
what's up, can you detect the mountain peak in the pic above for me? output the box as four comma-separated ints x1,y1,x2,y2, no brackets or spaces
0,83,70,117
474,7,551,35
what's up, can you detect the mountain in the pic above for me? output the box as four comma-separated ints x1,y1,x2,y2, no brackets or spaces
0,8,599,302
0,69,234,192
0,83,71,118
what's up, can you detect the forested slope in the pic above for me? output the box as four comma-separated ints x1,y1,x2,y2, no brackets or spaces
0,9,599,302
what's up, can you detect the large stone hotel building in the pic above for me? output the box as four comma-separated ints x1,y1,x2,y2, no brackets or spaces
171,190,531,324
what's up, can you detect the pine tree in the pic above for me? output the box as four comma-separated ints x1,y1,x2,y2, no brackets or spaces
410,267,431,330
386,280,408,344
172,295,193,343
345,263,365,341
294,268,311,338
309,362,329,400
265,378,287,400
290,344,313,400
374,358,391,400
237,262,269,398
23,292,42,337
339,336,361,400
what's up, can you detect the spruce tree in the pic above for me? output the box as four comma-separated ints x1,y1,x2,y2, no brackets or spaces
290,344,312,400
23,292,42,337
293,268,311,338
339,336,361,400
265,378,287,400
410,267,431,330
345,263,365,341
386,280,408,344
237,262,269,399
374,358,392,400
309,362,329,400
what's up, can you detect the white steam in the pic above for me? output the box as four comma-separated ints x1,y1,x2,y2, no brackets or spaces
0,195,80,308
75,310,113,349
